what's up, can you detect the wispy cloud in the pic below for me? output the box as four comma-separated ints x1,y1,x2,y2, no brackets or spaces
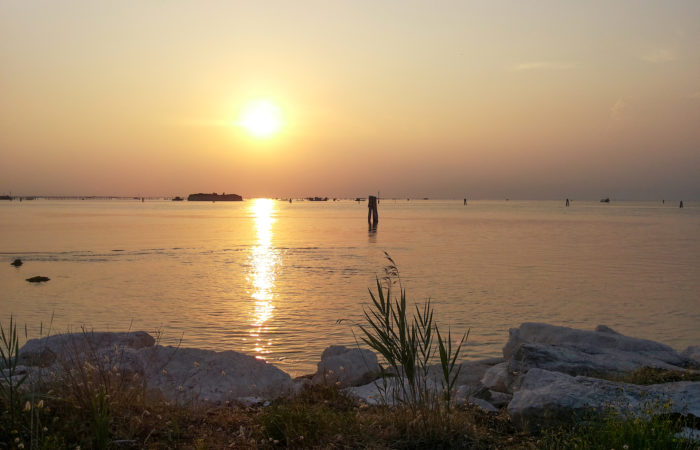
511,61,578,71
640,48,676,64
610,98,627,121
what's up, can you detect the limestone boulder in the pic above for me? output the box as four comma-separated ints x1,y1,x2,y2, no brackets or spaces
503,323,692,380
137,346,295,404
312,345,381,387
508,368,700,431
19,331,156,367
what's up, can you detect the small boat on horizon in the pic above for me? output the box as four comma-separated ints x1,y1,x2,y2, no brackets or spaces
172,196,184,201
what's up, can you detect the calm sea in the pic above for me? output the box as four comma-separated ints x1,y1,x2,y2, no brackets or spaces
1,199,699,376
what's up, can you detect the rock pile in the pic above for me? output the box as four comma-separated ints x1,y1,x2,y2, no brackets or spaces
9,323,700,435
488,323,699,430
338,322,700,432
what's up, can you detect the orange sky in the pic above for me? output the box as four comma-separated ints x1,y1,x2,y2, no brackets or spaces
1,1,699,199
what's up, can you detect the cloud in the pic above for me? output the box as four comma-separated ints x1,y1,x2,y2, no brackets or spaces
511,61,578,71
640,48,676,64
610,98,627,121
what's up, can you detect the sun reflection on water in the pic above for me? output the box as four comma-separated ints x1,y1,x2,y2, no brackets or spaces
247,198,279,360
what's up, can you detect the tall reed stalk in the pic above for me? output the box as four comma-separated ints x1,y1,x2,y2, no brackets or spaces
358,253,467,414
0,315,27,431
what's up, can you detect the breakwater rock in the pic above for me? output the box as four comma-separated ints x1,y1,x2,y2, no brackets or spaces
26,276,50,283
508,368,700,431
12,323,700,433
488,323,699,430
16,331,294,404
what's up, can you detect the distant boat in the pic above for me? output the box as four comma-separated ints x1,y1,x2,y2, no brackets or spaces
188,192,243,202
306,197,328,201
172,196,184,201
355,197,366,202
600,198,610,203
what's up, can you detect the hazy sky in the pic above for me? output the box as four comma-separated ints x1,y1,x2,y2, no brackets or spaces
2,1,699,199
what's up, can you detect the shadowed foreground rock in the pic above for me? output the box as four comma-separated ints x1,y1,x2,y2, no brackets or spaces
508,368,700,431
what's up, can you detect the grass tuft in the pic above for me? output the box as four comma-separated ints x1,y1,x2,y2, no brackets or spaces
357,253,468,417
540,398,698,449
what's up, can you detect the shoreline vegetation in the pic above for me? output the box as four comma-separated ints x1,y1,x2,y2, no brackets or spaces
3,328,698,449
2,258,699,448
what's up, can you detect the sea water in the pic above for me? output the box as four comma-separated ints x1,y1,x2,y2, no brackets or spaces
1,199,698,375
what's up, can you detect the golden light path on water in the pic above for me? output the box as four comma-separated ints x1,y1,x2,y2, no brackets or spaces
247,198,279,360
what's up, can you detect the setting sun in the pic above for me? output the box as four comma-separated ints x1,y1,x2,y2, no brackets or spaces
237,100,283,138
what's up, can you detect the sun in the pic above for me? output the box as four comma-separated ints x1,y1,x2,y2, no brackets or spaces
238,100,283,138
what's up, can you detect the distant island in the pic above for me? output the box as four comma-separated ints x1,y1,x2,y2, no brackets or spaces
187,192,243,201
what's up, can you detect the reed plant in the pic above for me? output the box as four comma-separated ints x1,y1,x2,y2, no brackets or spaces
0,316,27,437
357,253,467,414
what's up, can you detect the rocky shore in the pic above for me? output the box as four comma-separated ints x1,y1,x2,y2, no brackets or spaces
7,323,700,434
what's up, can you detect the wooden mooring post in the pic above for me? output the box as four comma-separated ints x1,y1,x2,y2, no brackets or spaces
368,195,379,228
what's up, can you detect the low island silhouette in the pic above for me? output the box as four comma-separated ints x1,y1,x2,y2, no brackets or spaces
187,192,243,201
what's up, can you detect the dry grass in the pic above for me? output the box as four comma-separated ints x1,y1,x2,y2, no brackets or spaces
612,367,700,385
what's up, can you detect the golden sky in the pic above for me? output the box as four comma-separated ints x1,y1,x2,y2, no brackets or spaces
1,1,699,199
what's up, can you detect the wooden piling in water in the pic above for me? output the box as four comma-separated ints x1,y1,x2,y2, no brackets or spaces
368,195,378,227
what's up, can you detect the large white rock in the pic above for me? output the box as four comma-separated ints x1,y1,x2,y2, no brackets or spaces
312,345,381,387
17,331,298,404
503,323,692,380
19,331,155,367
137,346,296,404
508,368,700,430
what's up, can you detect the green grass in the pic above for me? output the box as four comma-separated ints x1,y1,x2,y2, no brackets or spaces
540,399,697,450
613,367,700,385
